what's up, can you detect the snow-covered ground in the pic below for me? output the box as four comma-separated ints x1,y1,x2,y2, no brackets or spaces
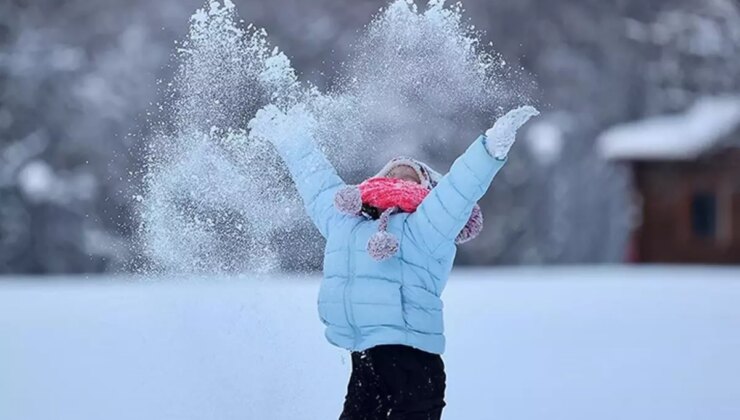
1,267,739,420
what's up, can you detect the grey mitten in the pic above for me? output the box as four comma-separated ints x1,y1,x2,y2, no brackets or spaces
248,104,316,147
484,105,540,160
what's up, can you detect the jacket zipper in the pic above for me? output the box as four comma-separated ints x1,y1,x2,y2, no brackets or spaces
344,222,361,349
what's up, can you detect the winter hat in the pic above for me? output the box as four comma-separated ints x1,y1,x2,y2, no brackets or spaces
334,157,484,261
375,157,440,189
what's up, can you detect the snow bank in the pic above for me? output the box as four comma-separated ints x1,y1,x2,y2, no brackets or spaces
597,95,740,160
1,267,739,420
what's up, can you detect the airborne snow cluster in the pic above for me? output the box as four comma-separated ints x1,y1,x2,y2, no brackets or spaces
139,0,529,273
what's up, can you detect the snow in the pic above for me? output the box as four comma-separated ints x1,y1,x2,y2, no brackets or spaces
597,95,740,160
525,120,563,165
16,159,98,204
1,267,739,420
484,106,539,159
17,160,55,202
141,0,307,273
140,0,530,273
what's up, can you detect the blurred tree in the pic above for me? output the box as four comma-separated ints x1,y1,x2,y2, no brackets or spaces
453,0,740,264
0,0,194,272
0,0,738,272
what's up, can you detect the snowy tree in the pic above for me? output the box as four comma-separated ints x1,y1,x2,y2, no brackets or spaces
0,0,192,272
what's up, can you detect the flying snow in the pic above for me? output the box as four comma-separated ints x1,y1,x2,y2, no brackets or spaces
138,0,532,274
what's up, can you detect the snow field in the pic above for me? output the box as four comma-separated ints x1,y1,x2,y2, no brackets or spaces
1,266,739,420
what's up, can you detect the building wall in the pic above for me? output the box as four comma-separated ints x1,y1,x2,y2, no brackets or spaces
634,149,740,263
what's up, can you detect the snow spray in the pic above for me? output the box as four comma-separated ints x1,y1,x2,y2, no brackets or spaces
138,0,313,273
312,0,530,172
138,0,531,273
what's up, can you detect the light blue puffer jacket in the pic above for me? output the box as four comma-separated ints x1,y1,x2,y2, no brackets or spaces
278,134,505,355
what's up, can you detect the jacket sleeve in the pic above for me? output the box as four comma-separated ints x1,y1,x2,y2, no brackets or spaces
406,135,506,257
275,133,347,238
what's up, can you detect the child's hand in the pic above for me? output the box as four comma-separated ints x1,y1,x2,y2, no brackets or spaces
484,105,539,160
248,104,317,147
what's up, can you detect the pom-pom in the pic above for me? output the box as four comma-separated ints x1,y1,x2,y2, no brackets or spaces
334,186,362,214
367,231,399,261
455,204,483,244
359,177,429,213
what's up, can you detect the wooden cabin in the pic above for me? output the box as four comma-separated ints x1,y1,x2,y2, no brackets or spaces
598,96,740,264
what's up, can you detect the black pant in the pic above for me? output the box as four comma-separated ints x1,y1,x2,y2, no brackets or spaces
339,345,446,420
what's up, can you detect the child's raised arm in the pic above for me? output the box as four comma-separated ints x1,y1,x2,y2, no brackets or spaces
407,106,539,258
249,104,347,238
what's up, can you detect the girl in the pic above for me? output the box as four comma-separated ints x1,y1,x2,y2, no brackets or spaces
249,104,538,419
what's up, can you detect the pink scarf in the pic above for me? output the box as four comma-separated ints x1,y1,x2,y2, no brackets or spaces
358,177,430,213
334,177,483,261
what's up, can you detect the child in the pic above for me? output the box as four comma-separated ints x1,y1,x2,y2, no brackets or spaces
249,104,538,419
